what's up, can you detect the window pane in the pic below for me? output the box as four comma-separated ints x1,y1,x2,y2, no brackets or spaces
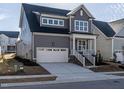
76,21,79,26
79,46,81,50
84,27,88,31
79,41,81,45
76,26,79,30
80,27,83,31
83,41,85,45
54,20,58,25
49,19,53,24
59,20,64,25
84,22,88,26
43,19,47,24
80,22,83,26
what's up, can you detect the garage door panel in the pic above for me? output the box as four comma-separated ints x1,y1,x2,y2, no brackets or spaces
37,48,68,63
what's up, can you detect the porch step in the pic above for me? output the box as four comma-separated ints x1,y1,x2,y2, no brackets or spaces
69,55,93,67
69,55,83,67
85,57,93,66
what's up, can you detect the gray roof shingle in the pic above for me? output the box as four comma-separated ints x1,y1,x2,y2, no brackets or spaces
0,31,19,38
93,20,116,37
22,3,70,34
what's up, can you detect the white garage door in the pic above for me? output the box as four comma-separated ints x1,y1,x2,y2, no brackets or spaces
37,47,68,63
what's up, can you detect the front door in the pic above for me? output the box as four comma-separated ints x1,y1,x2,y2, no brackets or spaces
77,40,88,52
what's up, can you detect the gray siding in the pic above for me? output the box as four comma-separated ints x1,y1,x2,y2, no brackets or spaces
71,9,92,33
93,25,112,60
33,34,70,58
113,38,124,51
41,16,69,29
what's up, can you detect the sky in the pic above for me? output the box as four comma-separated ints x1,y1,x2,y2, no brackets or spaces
0,3,124,31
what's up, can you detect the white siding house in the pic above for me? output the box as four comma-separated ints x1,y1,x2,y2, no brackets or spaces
0,31,19,54
17,6,32,60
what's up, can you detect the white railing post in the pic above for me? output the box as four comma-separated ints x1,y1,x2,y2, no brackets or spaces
93,57,95,67
83,57,85,67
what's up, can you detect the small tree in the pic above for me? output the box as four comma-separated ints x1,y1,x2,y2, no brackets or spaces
96,50,103,65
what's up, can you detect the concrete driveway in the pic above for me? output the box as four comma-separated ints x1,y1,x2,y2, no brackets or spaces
40,63,92,74
40,63,123,81
40,63,95,80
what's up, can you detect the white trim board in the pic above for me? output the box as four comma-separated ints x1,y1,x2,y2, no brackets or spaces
72,33,96,40
67,4,94,18
41,14,68,19
33,32,69,37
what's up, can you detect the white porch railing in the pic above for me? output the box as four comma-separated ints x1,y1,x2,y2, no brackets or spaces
78,49,95,66
71,50,86,66
71,49,95,67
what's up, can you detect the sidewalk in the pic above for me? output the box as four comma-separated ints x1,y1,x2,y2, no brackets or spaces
1,72,124,87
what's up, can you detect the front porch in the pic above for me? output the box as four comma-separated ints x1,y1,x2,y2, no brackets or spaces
70,34,96,67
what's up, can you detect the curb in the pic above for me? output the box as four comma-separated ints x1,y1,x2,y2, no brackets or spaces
0,74,55,79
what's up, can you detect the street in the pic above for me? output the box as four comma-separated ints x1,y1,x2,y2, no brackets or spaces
2,79,124,89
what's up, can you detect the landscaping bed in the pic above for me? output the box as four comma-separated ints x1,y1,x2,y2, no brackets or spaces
0,54,50,76
90,62,124,72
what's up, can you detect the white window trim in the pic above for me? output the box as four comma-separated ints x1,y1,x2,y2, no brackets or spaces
74,20,88,32
41,17,64,26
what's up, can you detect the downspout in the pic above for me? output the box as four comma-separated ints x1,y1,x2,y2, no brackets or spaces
112,37,114,59
69,16,72,53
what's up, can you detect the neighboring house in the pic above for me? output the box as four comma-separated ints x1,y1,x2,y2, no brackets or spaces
93,19,124,61
17,3,97,66
0,31,19,53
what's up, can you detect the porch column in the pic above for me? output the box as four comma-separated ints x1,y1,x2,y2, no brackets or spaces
93,38,96,67
89,40,93,50
72,36,75,55
94,38,96,54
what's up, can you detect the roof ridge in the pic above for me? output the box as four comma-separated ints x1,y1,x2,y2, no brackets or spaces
22,3,71,12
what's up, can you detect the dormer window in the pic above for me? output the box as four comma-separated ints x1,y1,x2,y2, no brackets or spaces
42,17,64,26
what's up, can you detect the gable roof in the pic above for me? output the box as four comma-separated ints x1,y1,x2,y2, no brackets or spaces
93,20,116,37
0,31,19,38
22,3,70,34
67,4,94,18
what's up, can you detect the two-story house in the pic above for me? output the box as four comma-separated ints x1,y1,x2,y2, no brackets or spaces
17,3,97,67
0,31,19,53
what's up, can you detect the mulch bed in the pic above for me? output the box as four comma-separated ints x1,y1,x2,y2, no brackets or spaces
90,62,124,72
0,56,50,76
14,56,39,66
0,55,56,83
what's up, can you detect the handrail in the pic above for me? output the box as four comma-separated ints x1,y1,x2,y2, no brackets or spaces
71,49,95,67
71,50,85,66
78,49,95,65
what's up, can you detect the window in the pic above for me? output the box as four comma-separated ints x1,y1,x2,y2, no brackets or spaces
75,20,88,32
49,19,53,24
77,40,88,51
59,20,64,26
42,17,64,26
42,18,47,24
54,20,58,25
